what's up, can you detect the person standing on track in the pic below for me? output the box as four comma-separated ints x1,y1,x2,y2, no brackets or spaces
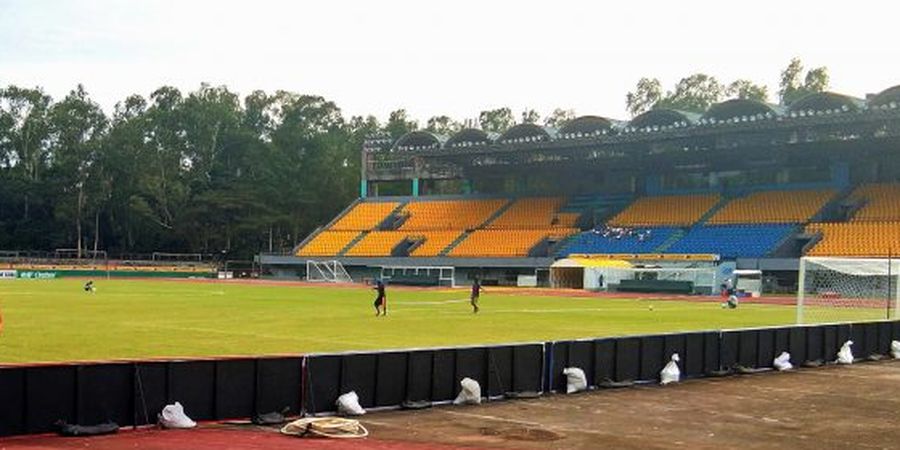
373,279,387,316
470,277,484,313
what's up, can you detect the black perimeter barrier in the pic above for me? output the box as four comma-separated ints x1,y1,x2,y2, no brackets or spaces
2,320,898,437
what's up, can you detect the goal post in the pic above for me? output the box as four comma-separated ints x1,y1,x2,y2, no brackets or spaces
797,256,899,324
306,260,353,283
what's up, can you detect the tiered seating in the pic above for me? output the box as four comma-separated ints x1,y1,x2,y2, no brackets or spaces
559,228,678,256
296,231,360,256
849,183,900,221
399,199,507,231
609,194,720,226
409,231,463,257
666,225,795,258
554,212,581,228
708,190,834,224
450,229,577,257
344,231,408,257
487,197,566,229
806,222,900,257
330,202,399,230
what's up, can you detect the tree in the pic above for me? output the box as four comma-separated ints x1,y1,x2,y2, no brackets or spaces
384,109,418,139
726,80,769,102
520,109,540,124
626,78,663,117
779,58,829,105
48,85,108,257
544,108,576,128
478,108,515,134
657,74,724,113
425,115,460,136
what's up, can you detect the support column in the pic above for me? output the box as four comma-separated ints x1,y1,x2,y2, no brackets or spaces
360,179,368,198
412,178,420,197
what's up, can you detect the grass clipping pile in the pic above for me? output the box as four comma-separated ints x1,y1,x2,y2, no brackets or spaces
280,417,368,439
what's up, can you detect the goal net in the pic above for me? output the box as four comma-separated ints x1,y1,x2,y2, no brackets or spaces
797,257,899,324
306,260,353,283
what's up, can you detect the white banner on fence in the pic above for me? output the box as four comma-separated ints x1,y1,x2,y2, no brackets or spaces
0,269,16,279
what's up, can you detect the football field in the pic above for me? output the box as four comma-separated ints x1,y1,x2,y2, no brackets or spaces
0,279,800,364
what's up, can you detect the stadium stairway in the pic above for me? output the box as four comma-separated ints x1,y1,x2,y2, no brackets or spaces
439,231,472,256
652,228,686,253
693,196,731,226
376,200,412,230
337,231,369,256
477,198,516,228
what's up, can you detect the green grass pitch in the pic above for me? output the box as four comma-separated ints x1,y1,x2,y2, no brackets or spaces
0,279,800,364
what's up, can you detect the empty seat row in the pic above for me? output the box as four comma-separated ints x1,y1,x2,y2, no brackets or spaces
708,190,834,224
450,229,577,257
399,199,508,231
666,224,795,258
806,222,900,257
296,231,361,256
609,194,720,227
487,197,566,229
849,183,900,222
329,202,399,231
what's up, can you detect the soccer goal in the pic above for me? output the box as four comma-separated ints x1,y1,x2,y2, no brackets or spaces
306,260,353,283
797,256,899,324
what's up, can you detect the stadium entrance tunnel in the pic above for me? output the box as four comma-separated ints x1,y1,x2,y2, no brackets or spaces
549,257,633,290
1,320,898,438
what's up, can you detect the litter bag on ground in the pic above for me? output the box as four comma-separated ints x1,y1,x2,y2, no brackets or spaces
336,391,366,416
660,353,681,385
562,367,587,394
453,377,482,405
836,340,854,365
158,402,196,429
773,352,793,371
280,417,368,439
891,340,900,359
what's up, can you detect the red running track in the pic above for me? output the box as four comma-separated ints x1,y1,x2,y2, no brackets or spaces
0,427,486,450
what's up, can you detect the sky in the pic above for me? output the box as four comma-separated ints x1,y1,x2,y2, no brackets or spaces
1,0,898,123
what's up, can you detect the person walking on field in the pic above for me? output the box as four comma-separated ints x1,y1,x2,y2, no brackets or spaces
470,277,485,313
373,279,387,316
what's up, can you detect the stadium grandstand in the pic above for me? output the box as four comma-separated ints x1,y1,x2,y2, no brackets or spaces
259,85,900,292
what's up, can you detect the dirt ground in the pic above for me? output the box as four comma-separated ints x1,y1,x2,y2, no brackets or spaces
362,360,900,450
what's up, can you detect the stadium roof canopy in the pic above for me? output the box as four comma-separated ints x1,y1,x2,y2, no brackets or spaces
629,108,699,130
498,123,556,143
789,92,863,112
702,99,781,122
393,131,446,151
869,84,900,107
446,128,494,148
558,115,613,136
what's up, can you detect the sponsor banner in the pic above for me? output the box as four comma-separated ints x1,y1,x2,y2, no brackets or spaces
0,269,16,279
17,271,58,279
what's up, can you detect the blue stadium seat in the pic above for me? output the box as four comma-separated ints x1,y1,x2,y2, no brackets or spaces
665,224,795,258
558,227,679,256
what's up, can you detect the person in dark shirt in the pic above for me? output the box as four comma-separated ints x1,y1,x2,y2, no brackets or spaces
83,280,95,293
373,279,387,316
470,277,484,313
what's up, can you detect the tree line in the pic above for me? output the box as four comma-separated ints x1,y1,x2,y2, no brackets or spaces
0,59,827,259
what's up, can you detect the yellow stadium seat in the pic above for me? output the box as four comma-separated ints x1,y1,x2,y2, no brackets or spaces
399,199,507,231
609,194,720,226
488,197,566,229
807,222,900,257
296,231,361,256
330,202,400,231
708,190,834,224
449,229,577,257
409,231,463,257
344,231,409,257
849,183,900,222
